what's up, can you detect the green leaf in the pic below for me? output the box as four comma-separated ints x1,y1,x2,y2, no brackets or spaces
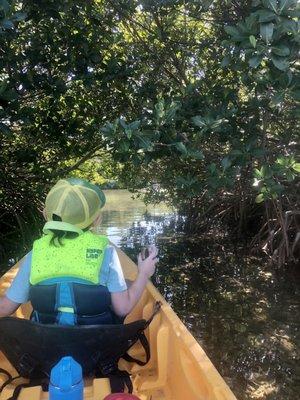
286,70,293,86
262,0,278,12
271,56,289,70
119,119,127,129
208,163,217,174
221,157,231,170
127,120,141,130
165,102,180,123
224,26,240,37
125,129,132,139
210,119,224,129
188,149,204,160
280,19,298,34
286,170,295,182
260,22,274,43
192,116,206,128
245,14,258,30
138,136,152,150
101,119,118,136
288,9,300,18
255,193,265,203
202,0,214,10
155,100,165,120
221,56,230,68
292,163,300,173
276,156,288,166
272,44,290,56
119,141,130,152
237,21,250,34
254,168,263,178
249,35,257,48
291,89,300,101
249,55,263,68
270,92,284,106
175,142,187,155
272,183,283,194
256,9,277,22
279,0,297,13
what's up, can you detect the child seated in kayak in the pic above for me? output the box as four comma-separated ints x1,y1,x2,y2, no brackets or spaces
0,178,158,324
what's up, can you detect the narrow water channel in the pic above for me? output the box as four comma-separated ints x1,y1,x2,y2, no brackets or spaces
98,190,299,400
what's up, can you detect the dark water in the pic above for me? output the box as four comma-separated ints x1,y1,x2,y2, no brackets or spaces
98,190,300,400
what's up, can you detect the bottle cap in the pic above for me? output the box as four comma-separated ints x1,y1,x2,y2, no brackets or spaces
50,356,82,391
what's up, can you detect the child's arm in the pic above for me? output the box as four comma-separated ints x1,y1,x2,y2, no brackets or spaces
2,252,31,316
111,245,158,317
0,295,20,316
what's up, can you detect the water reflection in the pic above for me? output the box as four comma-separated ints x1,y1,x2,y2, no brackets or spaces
155,238,299,400
97,189,174,246
98,190,299,400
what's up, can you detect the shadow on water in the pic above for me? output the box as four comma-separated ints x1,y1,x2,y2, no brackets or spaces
98,191,299,400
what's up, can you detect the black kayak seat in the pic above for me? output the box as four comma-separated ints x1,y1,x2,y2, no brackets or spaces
0,316,148,379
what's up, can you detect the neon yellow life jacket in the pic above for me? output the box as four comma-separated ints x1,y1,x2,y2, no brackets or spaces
30,231,109,285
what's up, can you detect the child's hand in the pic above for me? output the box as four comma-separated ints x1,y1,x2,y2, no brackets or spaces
137,245,159,278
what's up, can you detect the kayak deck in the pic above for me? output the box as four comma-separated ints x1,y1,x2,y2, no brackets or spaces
0,248,237,400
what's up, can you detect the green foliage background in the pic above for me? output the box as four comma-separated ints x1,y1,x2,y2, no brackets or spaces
0,0,299,266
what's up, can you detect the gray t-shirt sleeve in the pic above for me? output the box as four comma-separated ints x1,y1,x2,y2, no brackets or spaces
99,246,127,292
6,251,32,303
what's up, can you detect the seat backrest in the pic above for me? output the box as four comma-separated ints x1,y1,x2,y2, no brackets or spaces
0,317,146,378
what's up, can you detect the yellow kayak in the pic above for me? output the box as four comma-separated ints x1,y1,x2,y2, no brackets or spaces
0,247,237,400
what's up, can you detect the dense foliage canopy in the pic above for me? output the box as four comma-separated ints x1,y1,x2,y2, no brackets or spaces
0,0,299,266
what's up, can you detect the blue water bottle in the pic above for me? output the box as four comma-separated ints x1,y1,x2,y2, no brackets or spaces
49,356,84,400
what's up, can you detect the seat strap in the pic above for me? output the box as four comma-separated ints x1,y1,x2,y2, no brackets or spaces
122,332,150,366
0,368,12,381
109,302,162,392
144,301,162,329
108,370,133,393
7,379,48,400
95,364,133,394
122,302,161,366
0,363,48,399
97,326,151,393
0,375,21,394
